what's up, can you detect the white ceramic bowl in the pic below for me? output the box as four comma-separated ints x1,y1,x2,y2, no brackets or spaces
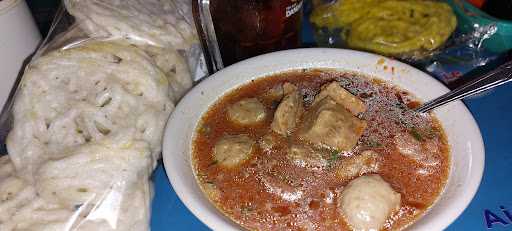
162,48,484,231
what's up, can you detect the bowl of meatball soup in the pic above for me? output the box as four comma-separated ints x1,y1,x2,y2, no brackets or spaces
162,48,484,231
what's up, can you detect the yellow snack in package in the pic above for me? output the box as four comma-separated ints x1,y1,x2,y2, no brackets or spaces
311,0,457,58
311,0,385,29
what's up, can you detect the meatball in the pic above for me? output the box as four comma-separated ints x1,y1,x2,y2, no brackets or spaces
227,98,266,125
340,174,401,231
214,135,255,167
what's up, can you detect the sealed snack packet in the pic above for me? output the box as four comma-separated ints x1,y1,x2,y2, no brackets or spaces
310,0,509,85
311,0,457,60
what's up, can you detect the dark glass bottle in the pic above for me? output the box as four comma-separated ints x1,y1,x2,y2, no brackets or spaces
193,0,303,72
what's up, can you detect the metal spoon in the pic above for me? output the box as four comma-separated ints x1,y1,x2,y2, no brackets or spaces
415,59,512,113
195,0,224,74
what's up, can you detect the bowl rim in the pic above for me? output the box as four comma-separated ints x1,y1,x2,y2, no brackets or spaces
162,48,485,231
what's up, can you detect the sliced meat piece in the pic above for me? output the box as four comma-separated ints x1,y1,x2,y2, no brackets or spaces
394,132,440,167
340,174,401,231
262,85,284,102
227,98,266,125
335,150,379,181
312,82,367,115
283,82,298,95
259,133,278,152
214,135,255,168
271,84,304,136
259,172,304,202
298,98,367,151
287,145,327,170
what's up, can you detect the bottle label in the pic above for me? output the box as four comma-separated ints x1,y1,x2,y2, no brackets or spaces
286,0,303,18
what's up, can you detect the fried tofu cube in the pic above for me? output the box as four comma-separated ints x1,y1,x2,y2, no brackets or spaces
271,83,304,136
299,98,366,151
312,82,366,115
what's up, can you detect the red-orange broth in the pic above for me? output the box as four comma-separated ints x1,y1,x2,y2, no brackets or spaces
192,70,450,230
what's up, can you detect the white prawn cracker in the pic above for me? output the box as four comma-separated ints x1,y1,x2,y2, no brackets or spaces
7,41,173,182
2,41,172,230
64,0,197,50
0,155,152,231
64,0,198,99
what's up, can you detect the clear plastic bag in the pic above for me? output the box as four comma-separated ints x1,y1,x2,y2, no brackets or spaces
309,0,508,84
0,0,202,230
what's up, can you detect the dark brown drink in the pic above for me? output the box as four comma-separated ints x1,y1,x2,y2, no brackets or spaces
193,0,303,70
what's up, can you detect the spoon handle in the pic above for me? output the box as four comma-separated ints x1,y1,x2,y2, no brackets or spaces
416,59,512,113
196,0,224,74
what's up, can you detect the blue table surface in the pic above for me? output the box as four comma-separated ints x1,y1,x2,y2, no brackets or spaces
151,9,512,231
